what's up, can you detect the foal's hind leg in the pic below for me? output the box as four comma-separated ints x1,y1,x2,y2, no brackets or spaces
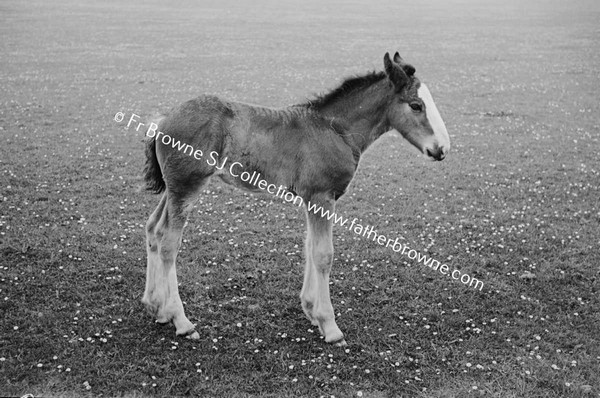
300,194,346,346
142,192,199,339
142,193,167,320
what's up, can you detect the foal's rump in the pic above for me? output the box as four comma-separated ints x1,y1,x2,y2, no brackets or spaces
144,96,234,196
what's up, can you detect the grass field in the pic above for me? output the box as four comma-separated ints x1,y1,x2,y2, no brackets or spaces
1,0,599,397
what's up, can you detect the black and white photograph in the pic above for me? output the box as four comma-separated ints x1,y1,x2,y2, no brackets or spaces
1,0,598,397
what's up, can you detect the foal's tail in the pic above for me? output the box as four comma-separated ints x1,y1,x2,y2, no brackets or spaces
143,115,166,194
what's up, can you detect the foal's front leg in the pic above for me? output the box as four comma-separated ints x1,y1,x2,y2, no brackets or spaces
300,196,346,346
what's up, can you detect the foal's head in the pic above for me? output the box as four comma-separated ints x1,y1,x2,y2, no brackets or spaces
383,52,450,161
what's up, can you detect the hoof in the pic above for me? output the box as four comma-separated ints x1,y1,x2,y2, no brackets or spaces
185,331,200,340
324,332,346,345
332,338,347,347
321,321,344,345
177,326,199,340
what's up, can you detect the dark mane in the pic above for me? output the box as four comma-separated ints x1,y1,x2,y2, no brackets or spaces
301,71,386,110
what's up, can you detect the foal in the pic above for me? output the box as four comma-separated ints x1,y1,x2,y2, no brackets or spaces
142,52,450,345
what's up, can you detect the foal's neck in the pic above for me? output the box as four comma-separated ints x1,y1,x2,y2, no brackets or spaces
318,79,393,153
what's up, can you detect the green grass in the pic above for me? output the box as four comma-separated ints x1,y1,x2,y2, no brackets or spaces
1,0,599,397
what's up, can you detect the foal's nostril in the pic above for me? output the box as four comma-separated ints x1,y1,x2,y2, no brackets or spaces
427,147,445,161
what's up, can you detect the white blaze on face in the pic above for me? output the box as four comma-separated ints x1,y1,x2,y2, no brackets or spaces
417,83,450,152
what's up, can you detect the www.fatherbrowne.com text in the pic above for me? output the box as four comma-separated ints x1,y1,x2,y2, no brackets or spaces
115,111,484,291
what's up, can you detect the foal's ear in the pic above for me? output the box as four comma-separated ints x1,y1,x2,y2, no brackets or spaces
393,51,416,77
384,52,409,91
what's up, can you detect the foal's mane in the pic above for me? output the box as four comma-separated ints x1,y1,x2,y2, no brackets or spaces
302,71,387,110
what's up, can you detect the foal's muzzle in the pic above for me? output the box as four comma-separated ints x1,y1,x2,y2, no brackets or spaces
426,145,447,161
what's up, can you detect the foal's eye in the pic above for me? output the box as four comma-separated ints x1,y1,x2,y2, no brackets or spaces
409,102,423,112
